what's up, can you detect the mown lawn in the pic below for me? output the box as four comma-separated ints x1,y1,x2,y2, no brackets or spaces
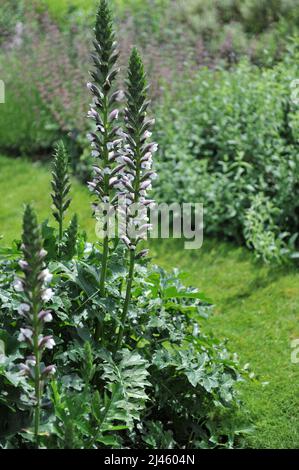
0,155,298,448
0,155,95,244
149,239,299,448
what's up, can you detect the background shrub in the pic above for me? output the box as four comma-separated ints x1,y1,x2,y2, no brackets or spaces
2,0,299,259
153,49,299,258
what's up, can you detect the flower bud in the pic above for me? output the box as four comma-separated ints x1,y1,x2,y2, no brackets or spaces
18,328,33,343
42,365,57,377
109,109,119,120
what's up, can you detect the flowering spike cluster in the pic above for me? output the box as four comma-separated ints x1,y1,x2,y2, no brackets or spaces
119,48,158,253
51,141,71,241
87,0,125,209
15,205,55,382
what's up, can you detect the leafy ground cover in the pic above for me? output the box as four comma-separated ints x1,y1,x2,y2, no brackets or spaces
0,155,298,448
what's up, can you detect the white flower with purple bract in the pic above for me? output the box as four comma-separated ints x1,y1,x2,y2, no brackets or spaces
19,260,29,270
141,161,151,170
38,335,55,350
14,279,24,292
39,248,47,259
38,269,53,284
42,365,56,377
109,109,119,120
87,108,99,120
38,310,53,323
19,363,31,376
18,303,30,316
143,130,152,139
41,288,54,302
18,328,33,343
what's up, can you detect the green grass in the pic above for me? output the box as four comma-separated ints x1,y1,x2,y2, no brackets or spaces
39,0,157,22
0,155,298,448
0,155,95,244
149,238,299,449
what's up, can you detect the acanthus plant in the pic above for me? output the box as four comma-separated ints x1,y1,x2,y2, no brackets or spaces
86,1,158,351
0,0,245,450
87,0,125,341
51,141,71,256
115,48,158,352
50,140,78,261
14,205,55,448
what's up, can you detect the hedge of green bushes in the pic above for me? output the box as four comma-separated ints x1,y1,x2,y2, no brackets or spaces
154,46,299,261
2,0,299,261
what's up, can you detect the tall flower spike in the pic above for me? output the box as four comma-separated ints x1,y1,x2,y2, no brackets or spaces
120,47,157,252
87,0,125,341
16,205,55,448
51,141,71,253
115,48,158,354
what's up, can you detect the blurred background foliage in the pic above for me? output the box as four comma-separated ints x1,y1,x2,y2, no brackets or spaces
1,0,299,259
1,0,299,448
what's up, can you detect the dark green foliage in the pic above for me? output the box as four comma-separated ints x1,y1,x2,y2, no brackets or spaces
126,48,147,129
0,0,24,45
94,0,117,87
0,240,244,449
51,142,71,242
61,214,78,261
154,54,299,262
0,1,245,450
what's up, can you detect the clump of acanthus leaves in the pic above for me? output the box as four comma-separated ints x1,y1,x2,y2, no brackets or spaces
0,0,247,450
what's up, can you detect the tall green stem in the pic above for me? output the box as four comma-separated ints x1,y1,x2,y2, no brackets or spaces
59,211,63,244
58,211,63,259
114,47,154,354
115,250,135,353
33,302,41,448
95,237,109,342
114,143,140,353
95,95,109,342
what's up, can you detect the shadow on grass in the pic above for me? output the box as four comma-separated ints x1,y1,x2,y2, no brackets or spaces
148,236,297,306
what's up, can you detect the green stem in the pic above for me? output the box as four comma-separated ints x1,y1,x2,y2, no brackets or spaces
59,214,63,243
99,236,109,296
58,212,63,259
33,303,41,449
95,235,109,341
95,95,109,342
114,120,141,353
114,250,135,354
